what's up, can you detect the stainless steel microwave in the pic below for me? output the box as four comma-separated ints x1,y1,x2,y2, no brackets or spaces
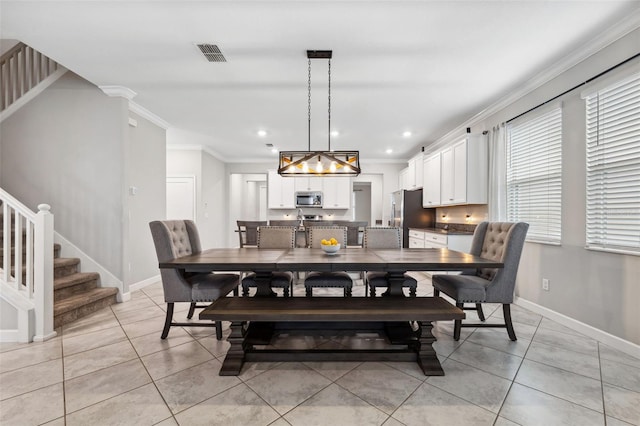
295,191,323,208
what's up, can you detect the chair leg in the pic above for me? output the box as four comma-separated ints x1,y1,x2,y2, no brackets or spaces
503,304,517,341
454,303,463,341
370,286,376,297
233,286,239,296
242,285,250,297
410,286,417,297
345,287,352,297
283,285,290,298
215,321,223,340
306,287,312,297
187,302,196,319
476,303,485,321
161,303,174,339
433,288,440,297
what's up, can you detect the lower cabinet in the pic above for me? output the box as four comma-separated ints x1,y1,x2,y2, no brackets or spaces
408,229,473,275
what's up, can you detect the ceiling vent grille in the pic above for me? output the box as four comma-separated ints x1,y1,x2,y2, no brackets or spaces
196,44,227,62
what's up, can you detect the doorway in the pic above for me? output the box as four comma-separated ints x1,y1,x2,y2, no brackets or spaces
353,182,372,224
166,175,196,221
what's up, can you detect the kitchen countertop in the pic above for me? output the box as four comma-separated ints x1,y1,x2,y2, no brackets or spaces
409,227,474,236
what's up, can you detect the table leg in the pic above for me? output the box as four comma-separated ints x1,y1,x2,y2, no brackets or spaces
383,271,408,297
416,321,444,376
219,321,246,376
253,270,277,297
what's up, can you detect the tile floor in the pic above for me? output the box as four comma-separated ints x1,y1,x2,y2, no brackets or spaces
1,275,639,426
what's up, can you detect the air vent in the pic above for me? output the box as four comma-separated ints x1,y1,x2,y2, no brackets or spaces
196,44,227,62
266,143,274,148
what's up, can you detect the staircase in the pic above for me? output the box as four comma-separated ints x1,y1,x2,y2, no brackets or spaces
1,202,118,334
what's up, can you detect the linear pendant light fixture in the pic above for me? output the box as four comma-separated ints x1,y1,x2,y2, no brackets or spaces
278,50,361,177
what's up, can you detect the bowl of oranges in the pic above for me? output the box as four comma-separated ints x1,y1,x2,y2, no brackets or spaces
320,238,341,254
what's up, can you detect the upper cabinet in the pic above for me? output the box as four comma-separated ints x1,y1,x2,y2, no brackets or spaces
294,177,323,192
422,152,441,207
267,170,296,209
323,177,351,209
422,134,487,207
401,152,423,190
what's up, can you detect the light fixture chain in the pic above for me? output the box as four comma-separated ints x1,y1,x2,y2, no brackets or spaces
308,58,311,151
328,59,331,152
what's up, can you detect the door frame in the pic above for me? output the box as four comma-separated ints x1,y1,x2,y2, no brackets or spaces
166,175,197,221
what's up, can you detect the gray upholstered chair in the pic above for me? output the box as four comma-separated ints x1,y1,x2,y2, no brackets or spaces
432,221,529,341
236,220,267,247
334,220,368,247
242,226,296,297
363,227,417,297
150,220,239,340
304,226,353,297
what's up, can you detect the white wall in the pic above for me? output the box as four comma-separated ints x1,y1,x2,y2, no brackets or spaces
430,28,640,344
0,72,126,278
124,111,166,285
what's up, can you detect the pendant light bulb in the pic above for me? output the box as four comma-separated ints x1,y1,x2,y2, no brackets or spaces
316,157,323,173
330,161,337,173
302,161,309,173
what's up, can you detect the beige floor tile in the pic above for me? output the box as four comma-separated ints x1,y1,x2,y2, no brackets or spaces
130,326,195,357
42,417,66,426
141,340,214,380
605,416,637,426
382,417,405,426
110,294,157,313
538,317,589,338
64,359,151,413
197,334,231,358
121,316,167,339
303,360,362,381
155,358,242,414
0,358,63,400
601,358,640,393
427,358,511,413
61,308,120,338
0,382,64,425
603,383,640,425
491,305,542,327
525,340,601,380
62,324,127,356
500,383,605,426
64,340,138,379
0,338,62,374
65,383,172,426
392,382,497,426
532,327,599,357
336,362,422,414
466,327,532,357
154,417,179,426
284,383,388,426
113,304,167,325
174,383,280,426
515,359,603,412
245,362,332,415
449,340,523,380
599,344,640,369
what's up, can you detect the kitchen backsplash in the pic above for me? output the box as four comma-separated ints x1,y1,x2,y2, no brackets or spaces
435,204,488,231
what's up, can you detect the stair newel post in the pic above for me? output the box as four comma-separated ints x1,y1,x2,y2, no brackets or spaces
33,203,55,342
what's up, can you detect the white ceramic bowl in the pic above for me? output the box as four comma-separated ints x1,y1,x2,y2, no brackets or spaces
321,243,340,254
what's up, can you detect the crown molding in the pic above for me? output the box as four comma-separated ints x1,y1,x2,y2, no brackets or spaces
99,85,136,100
128,101,171,129
426,9,640,155
166,144,229,162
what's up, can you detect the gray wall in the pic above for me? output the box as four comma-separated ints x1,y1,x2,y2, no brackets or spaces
435,28,640,344
0,72,125,278
124,112,166,285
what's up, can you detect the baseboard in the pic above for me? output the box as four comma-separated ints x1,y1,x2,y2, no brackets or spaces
515,296,640,359
33,330,58,342
0,329,20,343
129,275,161,293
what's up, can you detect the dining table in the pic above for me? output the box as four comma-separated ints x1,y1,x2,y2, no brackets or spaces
159,247,503,375
160,247,503,297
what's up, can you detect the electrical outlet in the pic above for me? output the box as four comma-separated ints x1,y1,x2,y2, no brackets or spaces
542,278,550,291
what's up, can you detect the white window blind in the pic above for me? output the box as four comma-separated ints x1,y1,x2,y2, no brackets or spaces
507,107,562,244
585,72,640,254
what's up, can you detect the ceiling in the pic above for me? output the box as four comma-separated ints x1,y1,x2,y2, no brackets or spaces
1,1,638,162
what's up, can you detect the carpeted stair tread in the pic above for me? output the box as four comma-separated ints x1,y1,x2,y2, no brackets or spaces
54,257,80,268
54,287,119,316
54,272,100,290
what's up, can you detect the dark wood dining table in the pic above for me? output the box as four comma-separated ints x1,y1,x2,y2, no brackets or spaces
159,247,503,297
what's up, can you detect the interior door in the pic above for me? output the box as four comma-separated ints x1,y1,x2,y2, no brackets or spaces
166,176,196,221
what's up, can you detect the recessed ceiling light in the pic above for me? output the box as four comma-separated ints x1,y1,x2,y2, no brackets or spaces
330,130,340,137
402,131,412,138
271,148,278,154
257,130,267,137
386,148,393,154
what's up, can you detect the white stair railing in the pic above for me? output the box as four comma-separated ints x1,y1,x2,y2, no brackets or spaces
0,188,54,342
0,42,59,112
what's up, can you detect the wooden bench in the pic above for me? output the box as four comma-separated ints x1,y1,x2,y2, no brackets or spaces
200,296,464,376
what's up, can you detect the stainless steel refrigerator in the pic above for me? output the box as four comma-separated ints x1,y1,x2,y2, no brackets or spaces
391,188,436,247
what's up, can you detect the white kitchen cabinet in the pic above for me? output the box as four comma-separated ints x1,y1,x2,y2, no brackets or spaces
408,229,425,248
294,177,323,192
401,153,423,190
267,170,295,209
322,177,351,209
439,134,488,206
422,152,441,207
410,228,473,275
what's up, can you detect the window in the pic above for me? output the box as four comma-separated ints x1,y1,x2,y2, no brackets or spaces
585,72,640,255
507,107,562,244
